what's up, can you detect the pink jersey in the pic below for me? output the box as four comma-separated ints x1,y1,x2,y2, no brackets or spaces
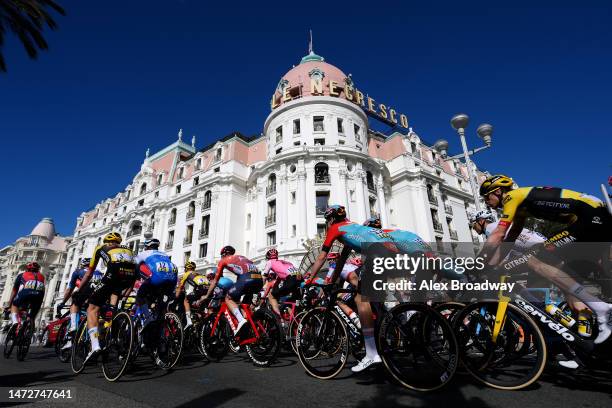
263,259,297,280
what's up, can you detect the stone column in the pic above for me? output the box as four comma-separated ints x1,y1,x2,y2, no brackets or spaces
297,172,307,239
278,172,288,247
377,178,389,226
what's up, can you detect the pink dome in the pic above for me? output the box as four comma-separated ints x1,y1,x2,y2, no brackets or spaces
30,217,56,241
272,52,351,107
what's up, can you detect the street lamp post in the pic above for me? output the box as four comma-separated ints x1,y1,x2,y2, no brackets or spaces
434,113,493,212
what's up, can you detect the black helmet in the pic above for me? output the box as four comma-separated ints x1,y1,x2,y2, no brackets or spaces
143,238,160,250
363,217,382,229
265,248,278,260
323,205,347,224
79,258,91,268
220,245,236,257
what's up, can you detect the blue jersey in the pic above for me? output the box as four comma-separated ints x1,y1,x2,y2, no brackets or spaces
385,229,432,254
68,268,103,289
134,250,177,285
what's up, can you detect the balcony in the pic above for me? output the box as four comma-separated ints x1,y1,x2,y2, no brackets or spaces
316,207,326,217
413,150,422,160
127,228,142,238
168,217,176,227
265,214,276,227
186,209,195,220
165,242,173,250
428,195,438,206
433,220,443,233
202,200,211,211
450,230,458,240
315,174,330,184
183,237,193,247
266,185,276,196
367,181,376,193
199,229,209,239
444,204,453,215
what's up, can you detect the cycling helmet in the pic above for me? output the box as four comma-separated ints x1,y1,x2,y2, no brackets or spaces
103,232,122,244
220,245,236,257
479,175,514,196
143,238,160,250
326,252,340,260
265,248,278,260
25,262,41,272
206,270,215,279
363,217,382,229
185,260,196,271
469,209,496,224
324,205,347,224
79,258,91,268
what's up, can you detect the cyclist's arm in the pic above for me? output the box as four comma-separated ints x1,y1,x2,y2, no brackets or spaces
481,222,509,265
176,272,190,297
307,251,328,284
202,262,225,300
328,246,352,284
80,246,102,290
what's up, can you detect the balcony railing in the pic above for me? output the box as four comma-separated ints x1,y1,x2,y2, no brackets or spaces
445,204,453,215
433,220,443,233
186,209,195,220
202,200,211,211
265,214,276,227
127,228,142,238
316,207,326,217
165,241,173,250
413,150,422,160
428,195,438,206
266,185,276,196
183,237,193,246
450,230,458,240
367,182,376,192
199,229,209,239
315,174,330,184
168,218,176,226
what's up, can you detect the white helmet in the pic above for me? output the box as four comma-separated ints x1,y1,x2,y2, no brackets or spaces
469,209,495,224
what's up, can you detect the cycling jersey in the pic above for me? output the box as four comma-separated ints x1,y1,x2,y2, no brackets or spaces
12,272,45,312
485,221,546,251
322,220,398,253
262,259,297,280
327,262,360,281
68,268,103,290
90,244,137,280
499,187,605,227
179,271,208,295
215,255,259,280
134,249,177,285
384,229,432,254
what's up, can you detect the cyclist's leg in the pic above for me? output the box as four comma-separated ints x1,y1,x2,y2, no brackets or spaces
86,278,113,357
226,277,248,333
268,281,283,316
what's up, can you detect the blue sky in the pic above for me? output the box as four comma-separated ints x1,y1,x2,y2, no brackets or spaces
1,0,610,246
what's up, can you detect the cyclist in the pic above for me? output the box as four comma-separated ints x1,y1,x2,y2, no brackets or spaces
133,238,177,329
261,248,301,317
175,261,208,329
479,175,612,344
56,258,103,349
78,232,137,363
195,246,263,336
5,262,45,331
469,209,547,251
205,270,235,310
325,252,361,328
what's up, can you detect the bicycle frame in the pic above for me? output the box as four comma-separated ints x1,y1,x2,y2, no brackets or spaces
209,302,260,346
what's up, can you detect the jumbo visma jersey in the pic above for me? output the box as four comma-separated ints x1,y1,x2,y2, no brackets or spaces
499,187,605,227
90,244,136,279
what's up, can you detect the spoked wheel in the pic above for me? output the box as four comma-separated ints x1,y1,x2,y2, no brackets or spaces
199,316,230,362
3,324,17,359
152,312,183,370
378,303,459,391
245,309,281,367
453,301,547,390
289,310,308,355
55,321,72,363
296,308,349,379
16,320,33,361
101,311,134,382
71,323,89,374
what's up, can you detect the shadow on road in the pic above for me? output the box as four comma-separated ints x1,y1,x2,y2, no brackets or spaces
174,388,246,408
0,370,74,387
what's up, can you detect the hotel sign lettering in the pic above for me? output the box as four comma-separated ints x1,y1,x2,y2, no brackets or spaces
271,78,409,129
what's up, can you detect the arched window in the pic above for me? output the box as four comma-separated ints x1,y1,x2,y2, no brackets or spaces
157,174,163,186
315,162,330,184
128,220,142,237
366,171,375,191
169,208,177,225
177,167,184,179
195,158,202,170
267,174,276,195
140,183,147,195
215,148,222,162
187,201,196,219
203,191,212,210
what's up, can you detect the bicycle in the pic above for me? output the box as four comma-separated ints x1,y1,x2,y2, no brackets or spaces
3,307,35,361
71,303,134,382
54,305,87,363
199,296,281,367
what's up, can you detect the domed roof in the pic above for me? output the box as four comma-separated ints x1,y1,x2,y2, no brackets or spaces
272,51,351,107
30,217,56,241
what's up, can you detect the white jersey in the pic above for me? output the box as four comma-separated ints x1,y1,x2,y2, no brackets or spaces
485,221,546,251
327,263,359,282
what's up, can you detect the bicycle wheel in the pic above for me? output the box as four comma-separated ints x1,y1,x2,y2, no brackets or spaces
101,311,134,382
71,323,89,374
245,309,281,367
55,320,72,363
3,324,17,359
152,312,183,369
378,303,459,391
16,320,33,361
199,315,229,361
296,308,349,379
289,310,308,355
453,301,547,390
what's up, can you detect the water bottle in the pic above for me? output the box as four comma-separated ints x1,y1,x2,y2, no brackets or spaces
577,311,592,337
545,304,576,328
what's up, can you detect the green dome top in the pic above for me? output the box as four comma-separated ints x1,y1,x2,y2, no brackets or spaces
300,51,324,64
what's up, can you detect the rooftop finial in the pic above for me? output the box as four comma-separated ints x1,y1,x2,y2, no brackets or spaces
145,148,150,159
178,128,183,141
191,135,196,148
308,29,313,55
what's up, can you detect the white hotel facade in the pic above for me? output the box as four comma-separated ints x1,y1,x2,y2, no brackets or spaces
57,50,488,301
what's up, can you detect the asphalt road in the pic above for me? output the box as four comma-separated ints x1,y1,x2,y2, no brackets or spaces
0,346,610,408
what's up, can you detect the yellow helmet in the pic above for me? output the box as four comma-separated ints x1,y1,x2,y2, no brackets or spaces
103,232,122,244
479,175,514,196
185,261,196,271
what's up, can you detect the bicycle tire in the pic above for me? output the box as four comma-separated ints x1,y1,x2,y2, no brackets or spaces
245,309,281,367
378,303,459,392
16,320,33,361
3,324,17,359
453,301,547,390
102,311,134,382
289,310,308,355
296,308,349,379
199,315,229,362
55,320,71,363
71,323,89,374
152,312,183,370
